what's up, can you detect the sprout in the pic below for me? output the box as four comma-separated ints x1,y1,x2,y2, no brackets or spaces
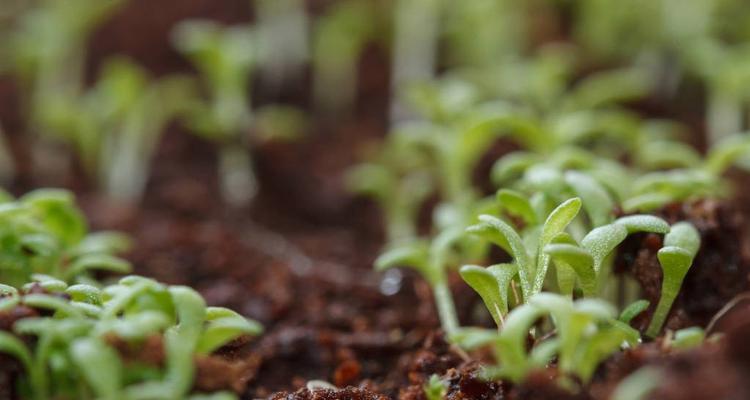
544,215,670,297
452,293,638,385
254,0,309,89
670,326,705,350
389,0,440,123
0,189,132,287
466,197,582,300
646,222,701,338
346,135,434,246
423,374,448,400
375,228,465,334
172,20,259,207
312,0,377,114
0,276,261,399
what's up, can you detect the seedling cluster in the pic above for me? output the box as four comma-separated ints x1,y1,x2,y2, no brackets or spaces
0,191,261,399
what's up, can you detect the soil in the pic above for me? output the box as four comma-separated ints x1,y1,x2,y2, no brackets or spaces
2,1,750,400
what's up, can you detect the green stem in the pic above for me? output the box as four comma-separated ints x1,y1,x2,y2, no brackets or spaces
646,291,674,338
433,280,459,335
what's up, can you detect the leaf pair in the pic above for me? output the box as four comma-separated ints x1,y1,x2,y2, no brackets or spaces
466,197,582,303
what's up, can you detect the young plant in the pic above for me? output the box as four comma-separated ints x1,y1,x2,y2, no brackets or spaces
464,196,669,325
451,293,639,385
0,189,131,288
0,275,261,399
312,0,379,114
389,0,440,123
423,374,448,400
465,197,583,301
8,0,124,181
172,20,259,206
39,58,195,202
645,222,700,338
254,0,309,91
375,227,466,334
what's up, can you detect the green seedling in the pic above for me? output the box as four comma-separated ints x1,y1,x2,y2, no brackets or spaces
0,189,131,288
375,227,465,334
172,19,259,206
312,0,379,114
646,222,700,338
466,197,583,301
255,0,309,89
0,275,261,399
39,58,195,202
8,0,124,179
389,0,440,122
423,374,448,400
346,133,435,246
451,293,638,385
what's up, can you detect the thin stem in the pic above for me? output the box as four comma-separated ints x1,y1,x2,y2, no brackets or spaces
432,280,459,335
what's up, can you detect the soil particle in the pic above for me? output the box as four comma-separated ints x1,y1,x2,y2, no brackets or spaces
269,387,389,400
105,334,166,366
195,354,261,394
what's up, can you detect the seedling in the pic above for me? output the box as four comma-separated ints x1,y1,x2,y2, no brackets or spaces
39,58,195,202
464,197,669,326
451,293,639,385
389,0,440,122
312,0,378,114
375,227,465,334
0,189,131,288
0,275,261,399
8,0,124,178
423,374,448,400
646,222,700,338
465,197,583,301
172,20,258,206
255,0,309,90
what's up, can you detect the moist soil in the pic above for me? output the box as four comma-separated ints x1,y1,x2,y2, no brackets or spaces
2,1,750,399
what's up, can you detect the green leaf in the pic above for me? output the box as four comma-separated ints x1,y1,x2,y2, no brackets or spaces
449,327,498,350
70,337,123,398
460,263,516,327
66,284,103,305
614,215,670,234
73,232,132,256
619,300,650,323
375,242,434,283
544,244,596,296
581,223,628,272
533,198,582,294
496,189,537,225
671,327,705,350
23,294,84,318
646,222,700,337
423,374,448,400
64,254,132,281
663,222,700,257
622,193,674,213
196,307,262,354
0,331,33,371
467,215,531,298
564,171,614,227
490,152,539,185
705,134,750,175
21,189,87,247
494,303,544,382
